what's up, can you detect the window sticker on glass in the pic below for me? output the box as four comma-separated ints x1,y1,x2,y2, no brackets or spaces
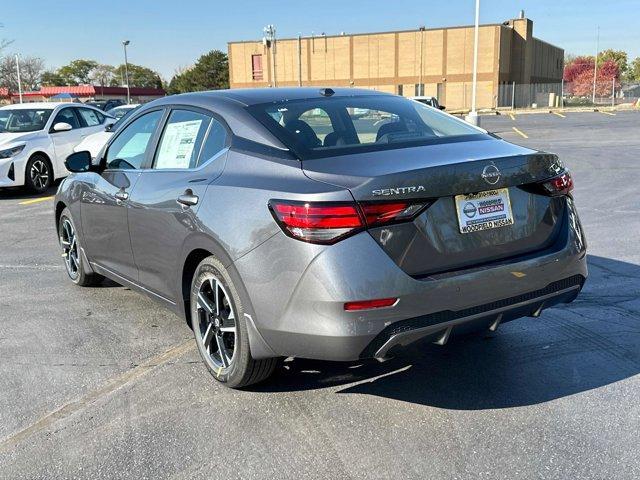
156,119,203,169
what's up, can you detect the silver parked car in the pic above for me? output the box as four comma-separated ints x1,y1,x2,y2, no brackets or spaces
55,88,587,388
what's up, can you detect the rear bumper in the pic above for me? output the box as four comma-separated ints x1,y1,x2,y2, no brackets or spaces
362,274,583,359
234,197,587,361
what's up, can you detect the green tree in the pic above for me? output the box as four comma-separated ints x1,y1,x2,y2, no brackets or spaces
168,66,197,94
112,63,162,89
168,50,228,94
40,70,66,86
626,57,640,82
91,64,116,87
598,49,628,75
56,59,99,85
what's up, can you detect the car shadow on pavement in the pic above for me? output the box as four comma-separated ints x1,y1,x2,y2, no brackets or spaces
254,255,640,410
0,184,59,200
94,278,123,288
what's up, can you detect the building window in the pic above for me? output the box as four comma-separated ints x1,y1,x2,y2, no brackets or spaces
415,84,425,96
252,54,263,81
397,85,403,96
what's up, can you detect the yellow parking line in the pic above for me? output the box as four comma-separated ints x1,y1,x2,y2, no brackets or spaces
18,195,54,205
552,111,566,118
509,113,515,121
601,111,616,116
512,127,529,139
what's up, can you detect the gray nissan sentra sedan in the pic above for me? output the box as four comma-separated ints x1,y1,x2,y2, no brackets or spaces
55,88,587,387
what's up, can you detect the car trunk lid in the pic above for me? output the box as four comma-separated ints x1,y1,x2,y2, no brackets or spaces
301,138,567,277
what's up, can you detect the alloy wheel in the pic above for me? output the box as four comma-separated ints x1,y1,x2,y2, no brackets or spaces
30,159,50,191
196,275,237,369
60,218,79,279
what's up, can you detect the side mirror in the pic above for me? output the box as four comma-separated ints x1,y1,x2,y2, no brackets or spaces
65,151,92,173
438,105,446,110
52,122,72,132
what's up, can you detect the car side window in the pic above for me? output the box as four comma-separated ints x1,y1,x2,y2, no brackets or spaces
105,110,163,170
77,108,102,127
153,110,212,169
52,108,81,130
197,118,228,167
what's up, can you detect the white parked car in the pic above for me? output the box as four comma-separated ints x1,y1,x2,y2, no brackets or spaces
0,102,114,193
106,103,140,119
74,105,141,158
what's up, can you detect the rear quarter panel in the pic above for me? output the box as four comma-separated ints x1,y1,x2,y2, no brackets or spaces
175,148,352,320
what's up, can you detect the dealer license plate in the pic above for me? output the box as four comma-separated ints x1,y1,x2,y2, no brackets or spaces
454,188,514,234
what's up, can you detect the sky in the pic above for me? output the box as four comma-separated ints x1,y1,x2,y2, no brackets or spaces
2,0,639,80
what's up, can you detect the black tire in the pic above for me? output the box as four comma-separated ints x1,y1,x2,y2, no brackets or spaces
190,255,278,388
58,208,104,287
25,154,53,194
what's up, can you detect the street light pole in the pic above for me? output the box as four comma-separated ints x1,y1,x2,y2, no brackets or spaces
297,33,302,87
418,26,425,96
122,40,131,104
592,27,599,106
466,0,480,126
15,54,23,104
264,25,277,87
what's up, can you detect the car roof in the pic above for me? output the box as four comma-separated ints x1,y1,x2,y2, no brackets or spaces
163,87,389,107
0,102,105,111
133,88,393,151
0,102,58,110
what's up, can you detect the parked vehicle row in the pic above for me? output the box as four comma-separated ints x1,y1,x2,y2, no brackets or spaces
106,104,140,119
0,103,116,193
56,88,587,388
410,96,446,110
87,99,126,113
74,105,141,158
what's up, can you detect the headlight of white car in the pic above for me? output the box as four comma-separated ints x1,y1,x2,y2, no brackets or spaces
0,144,26,159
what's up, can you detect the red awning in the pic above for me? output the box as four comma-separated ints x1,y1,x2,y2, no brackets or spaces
36,85,165,97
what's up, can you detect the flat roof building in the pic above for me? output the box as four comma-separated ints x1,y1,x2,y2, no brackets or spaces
228,14,563,110
4,85,165,104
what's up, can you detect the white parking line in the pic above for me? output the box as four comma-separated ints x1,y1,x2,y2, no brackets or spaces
512,127,529,139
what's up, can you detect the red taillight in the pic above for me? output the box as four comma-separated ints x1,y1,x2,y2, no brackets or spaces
344,297,398,311
541,171,574,196
270,201,364,244
360,202,426,226
273,203,362,229
269,200,428,244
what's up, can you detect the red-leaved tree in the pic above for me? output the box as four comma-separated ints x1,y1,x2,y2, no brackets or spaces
564,56,594,83
565,57,620,96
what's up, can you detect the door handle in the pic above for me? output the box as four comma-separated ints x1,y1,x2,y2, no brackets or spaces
115,191,129,202
177,192,199,208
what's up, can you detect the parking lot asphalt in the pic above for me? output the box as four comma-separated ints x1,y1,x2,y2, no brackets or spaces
1,111,639,479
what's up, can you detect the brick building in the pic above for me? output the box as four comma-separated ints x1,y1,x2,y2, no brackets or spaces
228,13,563,110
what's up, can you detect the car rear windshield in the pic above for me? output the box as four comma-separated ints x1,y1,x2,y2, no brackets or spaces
0,109,53,133
246,95,485,160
